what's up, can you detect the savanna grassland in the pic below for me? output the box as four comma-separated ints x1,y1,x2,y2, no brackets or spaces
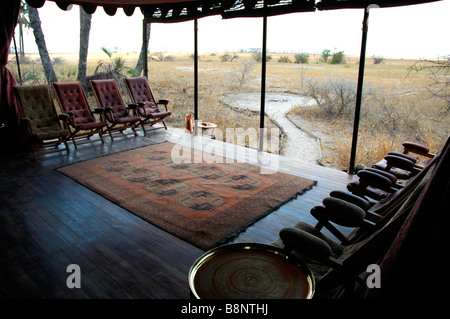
7,51,449,170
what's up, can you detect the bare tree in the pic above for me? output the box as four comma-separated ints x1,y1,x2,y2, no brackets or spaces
235,60,255,91
28,5,57,83
304,76,373,119
133,23,151,76
77,7,91,87
17,1,30,58
409,56,450,117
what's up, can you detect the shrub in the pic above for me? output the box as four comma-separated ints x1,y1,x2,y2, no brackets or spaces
303,76,368,119
278,56,291,63
252,51,272,62
294,53,309,64
330,51,345,64
373,56,385,64
221,53,231,62
52,56,65,65
221,53,239,62
321,49,331,63
234,60,256,90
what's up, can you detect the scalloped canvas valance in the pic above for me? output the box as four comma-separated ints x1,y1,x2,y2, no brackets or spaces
24,0,439,23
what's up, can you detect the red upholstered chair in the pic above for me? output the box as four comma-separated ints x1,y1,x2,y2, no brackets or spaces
124,77,171,134
52,81,106,148
90,79,141,140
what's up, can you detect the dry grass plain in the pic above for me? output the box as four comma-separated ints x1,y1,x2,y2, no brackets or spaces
8,51,449,170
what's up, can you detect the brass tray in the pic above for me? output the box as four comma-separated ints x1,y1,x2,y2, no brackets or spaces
189,243,315,299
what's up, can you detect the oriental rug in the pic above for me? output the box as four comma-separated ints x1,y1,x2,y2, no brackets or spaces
57,142,316,250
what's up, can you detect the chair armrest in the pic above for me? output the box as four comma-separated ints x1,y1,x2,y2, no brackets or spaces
329,190,371,211
58,113,70,121
357,169,394,190
127,103,139,109
310,205,326,222
322,197,367,228
384,154,415,171
93,107,105,113
20,117,31,125
158,99,169,111
63,111,74,117
136,102,148,116
402,141,430,155
387,151,417,164
364,168,398,186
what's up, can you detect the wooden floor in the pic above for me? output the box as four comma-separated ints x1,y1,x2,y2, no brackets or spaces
0,127,356,299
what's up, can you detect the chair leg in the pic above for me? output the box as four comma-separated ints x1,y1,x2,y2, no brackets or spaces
64,140,70,154
31,147,37,160
106,126,114,141
71,134,78,149
98,129,105,143
140,120,147,135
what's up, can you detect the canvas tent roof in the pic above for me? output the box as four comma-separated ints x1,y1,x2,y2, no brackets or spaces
26,0,439,22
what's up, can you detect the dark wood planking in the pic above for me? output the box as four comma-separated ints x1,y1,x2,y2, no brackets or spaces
0,127,356,298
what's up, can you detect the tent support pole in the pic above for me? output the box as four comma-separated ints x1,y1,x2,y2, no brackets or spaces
12,34,22,84
259,16,267,152
194,19,199,136
349,8,369,174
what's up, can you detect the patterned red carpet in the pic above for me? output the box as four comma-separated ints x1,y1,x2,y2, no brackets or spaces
58,142,316,250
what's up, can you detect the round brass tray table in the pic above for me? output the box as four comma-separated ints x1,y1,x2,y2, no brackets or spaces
189,243,315,299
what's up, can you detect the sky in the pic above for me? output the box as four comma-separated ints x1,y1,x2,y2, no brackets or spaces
18,0,450,59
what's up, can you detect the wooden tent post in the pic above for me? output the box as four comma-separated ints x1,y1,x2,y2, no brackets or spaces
194,18,199,136
259,16,267,152
349,7,370,174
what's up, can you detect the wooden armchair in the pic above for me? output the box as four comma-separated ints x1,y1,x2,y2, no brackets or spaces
310,148,439,247
274,171,430,296
273,137,447,298
124,77,171,134
90,79,141,140
52,81,106,148
14,84,70,159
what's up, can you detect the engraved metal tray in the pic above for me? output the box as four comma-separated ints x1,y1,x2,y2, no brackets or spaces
189,243,315,299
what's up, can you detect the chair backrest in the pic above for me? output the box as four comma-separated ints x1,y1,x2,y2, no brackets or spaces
124,77,158,111
90,79,128,121
53,81,95,126
14,84,62,135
